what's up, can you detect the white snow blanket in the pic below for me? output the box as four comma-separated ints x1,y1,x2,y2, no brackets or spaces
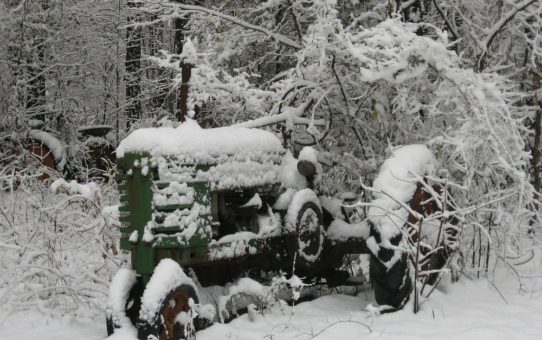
327,219,370,242
2,272,541,340
50,178,102,203
29,130,67,170
117,119,285,190
116,118,283,159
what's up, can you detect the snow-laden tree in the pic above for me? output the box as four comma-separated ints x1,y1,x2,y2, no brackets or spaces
138,0,541,288
1,0,541,317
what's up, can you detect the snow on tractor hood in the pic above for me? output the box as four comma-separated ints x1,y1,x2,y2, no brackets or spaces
116,118,284,159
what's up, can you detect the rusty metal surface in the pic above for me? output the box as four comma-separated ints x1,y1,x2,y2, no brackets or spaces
159,286,195,340
407,183,459,285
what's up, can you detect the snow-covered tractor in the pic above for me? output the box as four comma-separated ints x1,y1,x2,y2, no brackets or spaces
106,119,440,339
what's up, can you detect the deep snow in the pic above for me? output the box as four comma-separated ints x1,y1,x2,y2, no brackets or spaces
1,272,540,340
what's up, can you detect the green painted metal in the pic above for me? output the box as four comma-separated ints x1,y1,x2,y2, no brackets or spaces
116,148,327,283
117,153,225,281
117,153,154,281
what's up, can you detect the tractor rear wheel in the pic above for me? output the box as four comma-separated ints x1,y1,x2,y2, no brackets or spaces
370,252,411,311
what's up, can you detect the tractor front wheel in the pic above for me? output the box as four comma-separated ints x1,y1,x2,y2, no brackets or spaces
286,190,325,274
106,269,144,336
138,259,202,340
157,284,199,340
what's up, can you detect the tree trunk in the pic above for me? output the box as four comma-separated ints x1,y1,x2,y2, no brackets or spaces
148,16,168,111
25,0,49,122
125,0,142,126
174,15,190,122
532,62,542,195
26,41,47,121
395,0,428,23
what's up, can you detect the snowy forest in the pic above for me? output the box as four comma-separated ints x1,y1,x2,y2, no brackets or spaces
1,0,542,339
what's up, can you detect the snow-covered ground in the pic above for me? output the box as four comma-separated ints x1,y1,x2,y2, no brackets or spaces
1,272,540,340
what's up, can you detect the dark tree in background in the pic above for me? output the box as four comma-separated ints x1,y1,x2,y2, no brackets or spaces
4,0,50,123
174,16,190,122
125,0,143,126
26,1,48,122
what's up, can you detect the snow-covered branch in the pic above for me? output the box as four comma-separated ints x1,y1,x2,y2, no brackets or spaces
236,99,318,129
145,1,302,50
478,0,538,68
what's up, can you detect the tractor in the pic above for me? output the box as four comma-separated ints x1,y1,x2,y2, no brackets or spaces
106,119,437,340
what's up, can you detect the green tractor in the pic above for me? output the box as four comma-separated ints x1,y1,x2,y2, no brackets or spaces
106,120,435,340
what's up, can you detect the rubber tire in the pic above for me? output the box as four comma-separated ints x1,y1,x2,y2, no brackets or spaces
138,284,199,340
290,201,324,274
106,315,114,336
369,252,411,311
106,277,145,336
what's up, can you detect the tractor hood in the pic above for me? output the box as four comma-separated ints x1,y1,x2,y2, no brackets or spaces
116,118,284,159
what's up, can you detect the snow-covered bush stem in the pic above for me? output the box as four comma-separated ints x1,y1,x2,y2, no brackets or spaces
0,178,123,317
217,274,306,323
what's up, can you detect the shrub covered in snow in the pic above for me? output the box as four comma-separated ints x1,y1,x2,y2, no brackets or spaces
0,177,123,317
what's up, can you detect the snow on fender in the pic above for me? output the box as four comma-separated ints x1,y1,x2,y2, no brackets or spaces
285,188,321,232
285,189,325,269
107,268,137,328
139,259,198,323
368,144,437,239
365,144,436,310
367,144,438,267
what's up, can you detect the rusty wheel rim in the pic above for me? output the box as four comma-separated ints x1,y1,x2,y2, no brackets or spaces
159,288,194,340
